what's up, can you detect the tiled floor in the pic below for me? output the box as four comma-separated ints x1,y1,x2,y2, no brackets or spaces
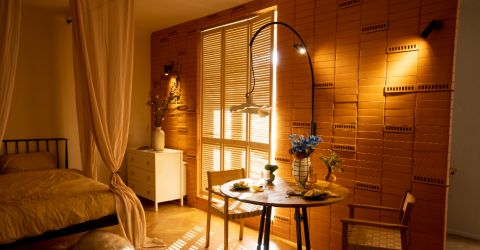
11,201,480,249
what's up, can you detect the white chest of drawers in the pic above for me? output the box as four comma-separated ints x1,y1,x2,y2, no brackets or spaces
127,148,185,211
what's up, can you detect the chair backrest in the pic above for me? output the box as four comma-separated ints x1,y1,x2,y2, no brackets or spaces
399,191,415,225
207,168,245,188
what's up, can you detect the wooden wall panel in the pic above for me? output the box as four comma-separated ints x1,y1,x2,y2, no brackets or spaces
150,0,458,248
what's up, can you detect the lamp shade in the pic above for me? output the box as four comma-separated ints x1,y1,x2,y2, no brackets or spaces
230,95,271,117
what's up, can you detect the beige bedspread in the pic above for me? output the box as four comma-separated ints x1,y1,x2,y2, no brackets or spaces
0,169,116,244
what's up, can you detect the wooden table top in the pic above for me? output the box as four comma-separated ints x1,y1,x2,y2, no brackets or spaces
220,178,350,208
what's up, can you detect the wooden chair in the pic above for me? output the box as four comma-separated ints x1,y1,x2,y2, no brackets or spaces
341,191,415,250
205,169,262,249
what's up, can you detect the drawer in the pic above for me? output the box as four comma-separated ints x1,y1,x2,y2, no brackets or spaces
127,153,154,171
128,167,154,186
128,180,155,201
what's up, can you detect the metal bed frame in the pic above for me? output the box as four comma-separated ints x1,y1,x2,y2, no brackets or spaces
2,138,69,168
0,138,118,249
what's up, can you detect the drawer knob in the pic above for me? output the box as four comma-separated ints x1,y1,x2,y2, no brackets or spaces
146,190,150,195
131,171,134,175
146,161,150,166
146,176,150,180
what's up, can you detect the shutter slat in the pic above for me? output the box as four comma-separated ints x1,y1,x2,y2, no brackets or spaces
201,143,221,191
250,149,269,178
224,24,249,141
224,146,246,171
202,30,222,139
250,14,273,145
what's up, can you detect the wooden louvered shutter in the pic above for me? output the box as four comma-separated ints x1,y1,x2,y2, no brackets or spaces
201,30,222,191
248,13,274,178
224,24,248,142
200,12,274,195
223,23,249,173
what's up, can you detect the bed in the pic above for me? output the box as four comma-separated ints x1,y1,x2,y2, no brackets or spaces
0,138,118,249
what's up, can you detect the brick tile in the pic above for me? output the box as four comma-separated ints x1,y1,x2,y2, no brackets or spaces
382,192,404,208
357,159,383,170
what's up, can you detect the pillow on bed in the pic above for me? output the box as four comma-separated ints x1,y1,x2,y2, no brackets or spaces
0,152,58,174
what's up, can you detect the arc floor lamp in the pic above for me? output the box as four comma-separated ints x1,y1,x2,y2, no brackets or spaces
230,21,316,135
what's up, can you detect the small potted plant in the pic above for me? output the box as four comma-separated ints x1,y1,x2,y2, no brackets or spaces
264,164,278,184
320,149,343,182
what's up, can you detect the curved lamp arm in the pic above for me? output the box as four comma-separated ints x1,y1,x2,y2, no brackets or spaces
249,21,316,135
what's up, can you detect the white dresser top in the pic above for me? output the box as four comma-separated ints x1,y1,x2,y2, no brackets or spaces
127,148,182,155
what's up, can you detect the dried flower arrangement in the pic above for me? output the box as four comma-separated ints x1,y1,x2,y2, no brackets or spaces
147,65,183,128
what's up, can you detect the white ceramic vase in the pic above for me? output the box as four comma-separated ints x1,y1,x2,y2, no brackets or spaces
152,127,165,151
292,157,311,188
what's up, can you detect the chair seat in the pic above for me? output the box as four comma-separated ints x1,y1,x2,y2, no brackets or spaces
347,224,402,250
210,199,262,220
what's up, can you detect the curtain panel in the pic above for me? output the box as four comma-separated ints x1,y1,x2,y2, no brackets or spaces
70,0,164,247
0,0,21,144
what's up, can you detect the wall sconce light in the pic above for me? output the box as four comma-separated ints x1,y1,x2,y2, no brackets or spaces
421,19,442,38
230,21,316,134
163,64,173,76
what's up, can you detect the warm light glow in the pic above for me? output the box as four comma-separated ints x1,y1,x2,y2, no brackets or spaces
272,50,278,66
166,226,204,250
201,16,257,33
223,112,247,140
224,111,232,139
270,11,278,164
224,150,246,171
213,148,220,171
294,43,306,54
386,37,420,81
214,110,221,138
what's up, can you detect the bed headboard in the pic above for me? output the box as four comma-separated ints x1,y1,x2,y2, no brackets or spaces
1,138,69,169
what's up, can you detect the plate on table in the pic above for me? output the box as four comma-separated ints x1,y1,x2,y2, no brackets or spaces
231,181,250,191
301,189,338,200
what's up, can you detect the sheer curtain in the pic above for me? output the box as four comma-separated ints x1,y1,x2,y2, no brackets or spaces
70,0,164,247
0,0,21,143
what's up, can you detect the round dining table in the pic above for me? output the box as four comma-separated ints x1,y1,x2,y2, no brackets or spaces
220,178,350,250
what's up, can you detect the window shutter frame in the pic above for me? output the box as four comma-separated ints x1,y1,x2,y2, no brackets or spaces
199,12,275,196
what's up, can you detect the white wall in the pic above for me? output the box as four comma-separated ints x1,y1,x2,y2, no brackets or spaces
447,0,480,240
5,5,82,171
129,27,152,149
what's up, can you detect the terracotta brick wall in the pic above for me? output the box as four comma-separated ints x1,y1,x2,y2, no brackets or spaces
151,0,457,248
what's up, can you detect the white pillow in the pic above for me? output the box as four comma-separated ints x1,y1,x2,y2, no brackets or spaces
0,152,57,174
